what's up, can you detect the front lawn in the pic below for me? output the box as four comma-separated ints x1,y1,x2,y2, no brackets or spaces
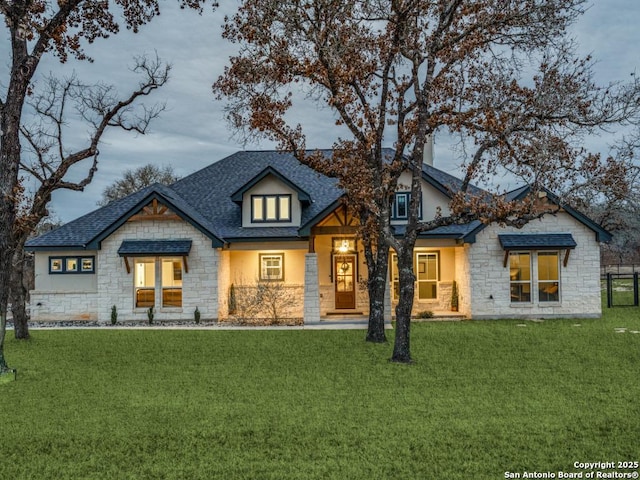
1,311,639,479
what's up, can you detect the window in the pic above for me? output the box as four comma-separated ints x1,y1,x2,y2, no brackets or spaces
509,252,531,303
538,252,560,302
251,194,292,222
417,252,438,300
50,258,63,272
81,258,95,272
391,192,421,220
260,253,284,281
49,256,95,274
390,252,439,301
162,258,183,308
134,257,183,308
135,258,156,308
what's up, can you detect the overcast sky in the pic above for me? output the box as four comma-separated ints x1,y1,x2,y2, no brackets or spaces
3,1,640,223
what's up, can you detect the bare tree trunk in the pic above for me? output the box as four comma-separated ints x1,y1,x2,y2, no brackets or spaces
391,247,414,363
0,305,9,372
0,117,20,372
364,237,389,343
11,250,30,340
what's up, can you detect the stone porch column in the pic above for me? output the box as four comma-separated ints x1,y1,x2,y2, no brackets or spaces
384,279,392,321
304,253,321,324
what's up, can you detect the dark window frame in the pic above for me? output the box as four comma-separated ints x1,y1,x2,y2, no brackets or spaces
259,253,285,281
391,192,422,220
49,255,95,274
251,194,292,223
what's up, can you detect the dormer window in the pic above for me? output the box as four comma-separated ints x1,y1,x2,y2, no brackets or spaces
251,194,292,222
391,192,421,220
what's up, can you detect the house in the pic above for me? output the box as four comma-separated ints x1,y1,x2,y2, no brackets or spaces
25,149,610,323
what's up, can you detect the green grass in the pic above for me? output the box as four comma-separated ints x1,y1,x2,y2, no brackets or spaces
2,310,640,480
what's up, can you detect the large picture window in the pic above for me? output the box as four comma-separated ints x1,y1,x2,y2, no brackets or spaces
538,252,560,302
260,253,284,281
252,194,292,222
134,257,183,308
509,252,532,303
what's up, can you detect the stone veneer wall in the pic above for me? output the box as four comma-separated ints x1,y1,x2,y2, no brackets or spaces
455,246,472,317
304,253,321,323
29,291,98,321
97,219,219,323
468,213,602,319
217,250,231,319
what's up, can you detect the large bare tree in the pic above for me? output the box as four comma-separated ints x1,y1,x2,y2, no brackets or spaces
98,163,181,206
0,0,217,373
214,0,639,362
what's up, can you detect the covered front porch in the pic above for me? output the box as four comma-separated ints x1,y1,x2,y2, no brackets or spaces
301,205,471,324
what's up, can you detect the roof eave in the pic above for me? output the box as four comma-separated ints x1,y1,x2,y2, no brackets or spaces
85,191,225,249
230,166,312,204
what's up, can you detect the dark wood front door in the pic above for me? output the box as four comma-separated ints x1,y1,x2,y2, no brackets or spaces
334,255,356,309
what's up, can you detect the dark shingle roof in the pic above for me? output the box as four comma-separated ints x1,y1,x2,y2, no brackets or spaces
25,149,609,251
25,185,158,249
498,233,577,250
170,150,342,240
118,239,192,256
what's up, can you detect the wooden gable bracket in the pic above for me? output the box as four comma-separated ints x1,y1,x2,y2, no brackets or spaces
124,256,131,274
128,198,181,222
503,250,509,268
563,249,571,268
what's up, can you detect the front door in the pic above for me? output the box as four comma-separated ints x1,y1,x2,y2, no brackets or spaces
334,255,356,309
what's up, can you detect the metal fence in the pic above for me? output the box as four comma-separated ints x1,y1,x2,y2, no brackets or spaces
601,264,640,276
603,272,639,308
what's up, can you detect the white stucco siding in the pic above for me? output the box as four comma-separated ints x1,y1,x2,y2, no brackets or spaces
455,245,472,317
468,213,602,319
30,250,99,321
33,250,98,292
97,219,219,323
391,171,451,226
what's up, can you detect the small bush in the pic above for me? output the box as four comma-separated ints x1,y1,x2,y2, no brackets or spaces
416,310,434,319
194,307,201,324
111,305,118,325
147,306,154,325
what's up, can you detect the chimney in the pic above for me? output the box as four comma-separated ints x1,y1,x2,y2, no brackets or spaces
423,133,434,166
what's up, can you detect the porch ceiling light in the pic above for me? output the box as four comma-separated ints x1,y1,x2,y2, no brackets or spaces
338,239,350,253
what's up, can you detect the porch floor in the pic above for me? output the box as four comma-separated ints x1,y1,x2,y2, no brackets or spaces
318,313,465,325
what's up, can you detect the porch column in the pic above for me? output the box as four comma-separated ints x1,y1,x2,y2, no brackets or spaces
304,253,321,324
384,278,392,322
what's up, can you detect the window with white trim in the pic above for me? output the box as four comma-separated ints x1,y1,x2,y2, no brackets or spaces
538,252,560,302
509,252,532,303
134,257,183,308
260,253,284,281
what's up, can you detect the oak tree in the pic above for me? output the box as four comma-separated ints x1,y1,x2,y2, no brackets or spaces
215,0,639,362
98,163,181,206
0,0,218,372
